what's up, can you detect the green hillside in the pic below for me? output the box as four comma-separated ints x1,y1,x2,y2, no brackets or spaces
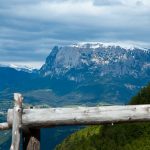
56,83,150,150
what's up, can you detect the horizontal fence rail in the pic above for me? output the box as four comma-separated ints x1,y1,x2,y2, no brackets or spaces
7,105,150,128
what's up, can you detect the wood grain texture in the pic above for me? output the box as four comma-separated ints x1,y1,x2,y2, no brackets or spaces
7,105,150,128
10,93,23,150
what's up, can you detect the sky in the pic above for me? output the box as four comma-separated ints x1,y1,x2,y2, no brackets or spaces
0,0,150,68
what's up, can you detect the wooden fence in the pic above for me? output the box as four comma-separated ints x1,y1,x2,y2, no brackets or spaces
0,93,150,150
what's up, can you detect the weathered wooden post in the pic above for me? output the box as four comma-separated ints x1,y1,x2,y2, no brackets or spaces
10,93,23,150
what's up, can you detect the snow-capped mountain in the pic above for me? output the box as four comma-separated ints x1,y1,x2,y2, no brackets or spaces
0,64,36,73
40,42,150,82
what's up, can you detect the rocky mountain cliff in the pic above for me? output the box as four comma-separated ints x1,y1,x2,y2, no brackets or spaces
40,43,150,82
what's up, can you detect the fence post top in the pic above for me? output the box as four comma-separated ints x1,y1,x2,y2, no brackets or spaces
14,93,23,107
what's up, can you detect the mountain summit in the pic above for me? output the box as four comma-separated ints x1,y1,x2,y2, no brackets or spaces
40,43,150,82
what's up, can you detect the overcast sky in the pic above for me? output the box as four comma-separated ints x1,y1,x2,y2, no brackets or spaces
0,0,150,68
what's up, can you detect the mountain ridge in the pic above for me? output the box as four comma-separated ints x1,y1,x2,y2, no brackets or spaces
0,64,37,73
40,43,150,83
70,42,149,51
